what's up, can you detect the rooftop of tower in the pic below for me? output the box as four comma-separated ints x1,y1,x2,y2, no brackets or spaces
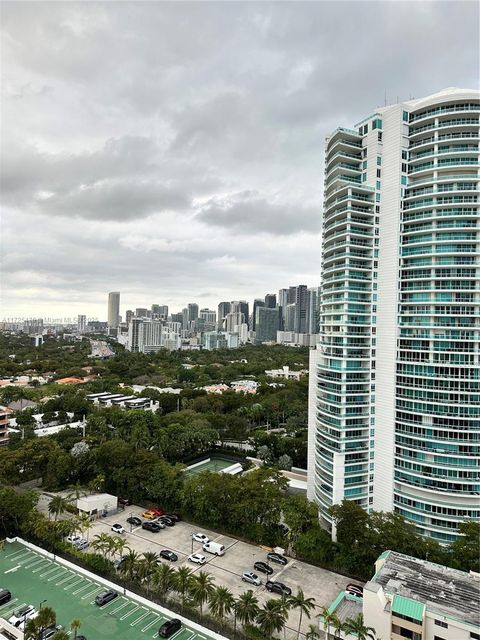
368,550,480,627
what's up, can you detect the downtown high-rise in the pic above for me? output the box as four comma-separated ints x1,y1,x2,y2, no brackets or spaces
307,88,479,542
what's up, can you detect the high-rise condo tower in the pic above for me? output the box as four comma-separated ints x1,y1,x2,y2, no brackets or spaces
307,88,479,543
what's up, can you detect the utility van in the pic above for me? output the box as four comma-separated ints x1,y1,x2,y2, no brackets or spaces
202,541,225,556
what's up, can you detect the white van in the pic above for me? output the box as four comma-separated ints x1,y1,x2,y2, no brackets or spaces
202,541,225,556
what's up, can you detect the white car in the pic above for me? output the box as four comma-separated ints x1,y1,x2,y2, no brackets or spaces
153,519,166,528
9,605,36,627
188,553,206,565
242,571,262,586
111,524,126,534
192,532,209,544
66,534,82,545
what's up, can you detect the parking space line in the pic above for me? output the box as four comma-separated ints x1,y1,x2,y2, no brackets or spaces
142,615,161,632
72,581,92,595
0,597,17,614
40,566,60,578
24,557,46,569
6,549,29,560
56,571,76,585
16,552,37,565
130,608,149,626
84,586,103,600
64,577,84,590
109,599,130,615
120,604,139,619
31,561,51,574
48,568,67,581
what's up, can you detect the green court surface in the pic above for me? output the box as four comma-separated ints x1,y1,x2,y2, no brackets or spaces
0,541,215,640
185,457,236,476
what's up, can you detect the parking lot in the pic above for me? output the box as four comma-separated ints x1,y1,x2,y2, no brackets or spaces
0,540,217,640
87,506,352,637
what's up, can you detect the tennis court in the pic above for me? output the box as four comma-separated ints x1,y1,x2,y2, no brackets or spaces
185,457,241,476
0,540,218,640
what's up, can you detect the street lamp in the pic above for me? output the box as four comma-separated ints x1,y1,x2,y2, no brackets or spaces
40,599,47,610
129,512,133,533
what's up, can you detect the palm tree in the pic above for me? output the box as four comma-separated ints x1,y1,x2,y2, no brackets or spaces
51,632,69,640
172,566,193,608
321,606,337,640
343,614,376,640
331,613,345,640
256,598,287,638
48,495,68,521
153,563,176,599
138,552,159,595
112,536,129,560
24,605,57,639
288,589,316,639
306,624,321,640
120,549,141,583
91,532,111,557
70,619,82,640
208,586,235,630
189,570,215,619
76,512,93,541
235,590,260,628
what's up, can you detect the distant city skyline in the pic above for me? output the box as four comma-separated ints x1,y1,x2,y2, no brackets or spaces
2,3,478,318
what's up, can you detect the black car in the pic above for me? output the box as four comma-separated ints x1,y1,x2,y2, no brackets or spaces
76,637,87,640
254,561,273,575
95,590,118,606
267,552,288,565
160,550,178,562
142,521,161,532
157,516,175,527
0,589,11,606
266,581,292,596
126,516,142,527
159,619,182,638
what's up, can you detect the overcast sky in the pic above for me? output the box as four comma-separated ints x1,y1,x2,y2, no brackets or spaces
1,1,478,320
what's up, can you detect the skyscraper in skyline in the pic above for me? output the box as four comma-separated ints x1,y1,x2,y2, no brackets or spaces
107,292,120,329
308,87,480,542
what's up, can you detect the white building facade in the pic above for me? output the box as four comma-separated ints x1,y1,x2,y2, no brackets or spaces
308,88,480,542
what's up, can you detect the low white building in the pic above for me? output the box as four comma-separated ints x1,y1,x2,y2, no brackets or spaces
264,365,307,380
77,493,118,517
323,550,480,640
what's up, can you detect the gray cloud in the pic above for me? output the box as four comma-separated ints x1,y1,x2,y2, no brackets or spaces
1,1,478,317
197,191,320,235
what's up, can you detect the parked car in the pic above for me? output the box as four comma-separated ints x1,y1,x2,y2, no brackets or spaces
111,523,125,534
152,519,166,528
254,561,273,575
76,636,87,640
149,507,165,516
159,550,178,562
142,521,162,533
95,590,118,606
18,611,38,632
157,516,175,526
241,571,262,586
192,532,209,544
346,583,364,598
0,589,11,606
265,581,292,596
142,510,158,520
9,605,36,627
158,618,182,638
118,497,129,507
66,534,82,545
188,553,206,565
126,516,142,527
41,625,63,639
74,539,89,550
165,514,181,522
267,552,288,565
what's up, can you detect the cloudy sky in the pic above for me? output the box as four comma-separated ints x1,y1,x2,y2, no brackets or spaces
1,1,478,320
